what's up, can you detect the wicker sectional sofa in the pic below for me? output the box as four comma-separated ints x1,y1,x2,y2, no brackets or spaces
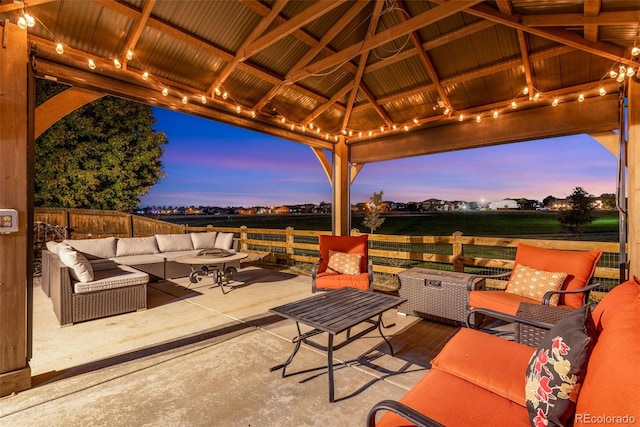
42,231,236,325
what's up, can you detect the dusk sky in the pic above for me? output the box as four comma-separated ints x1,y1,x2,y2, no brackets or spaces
139,107,618,208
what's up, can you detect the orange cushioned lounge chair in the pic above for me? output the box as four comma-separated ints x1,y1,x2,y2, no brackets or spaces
468,243,602,318
311,234,373,292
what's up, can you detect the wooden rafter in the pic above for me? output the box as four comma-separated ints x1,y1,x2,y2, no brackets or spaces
463,2,634,67
285,0,484,85
0,0,54,13
583,0,602,42
523,9,639,27
396,0,452,112
495,1,534,99
121,0,155,69
341,0,384,131
208,0,288,95
242,0,344,59
354,45,574,114
93,0,340,116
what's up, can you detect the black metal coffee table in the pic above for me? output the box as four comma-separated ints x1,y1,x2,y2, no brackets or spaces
269,288,406,402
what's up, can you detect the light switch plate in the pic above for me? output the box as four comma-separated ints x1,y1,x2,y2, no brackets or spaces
0,209,18,233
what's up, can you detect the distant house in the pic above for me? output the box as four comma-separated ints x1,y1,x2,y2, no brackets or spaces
488,199,519,210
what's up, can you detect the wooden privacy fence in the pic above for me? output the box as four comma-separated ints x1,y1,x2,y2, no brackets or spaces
35,208,624,291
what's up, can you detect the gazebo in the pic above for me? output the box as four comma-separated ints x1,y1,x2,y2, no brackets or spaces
1,0,639,396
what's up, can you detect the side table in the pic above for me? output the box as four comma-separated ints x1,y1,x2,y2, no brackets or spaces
515,302,573,347
397,268,485,326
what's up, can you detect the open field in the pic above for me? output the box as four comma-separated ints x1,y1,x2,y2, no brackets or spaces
162,210,620,241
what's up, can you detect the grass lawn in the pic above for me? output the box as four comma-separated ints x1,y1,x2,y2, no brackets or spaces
168,210,620,241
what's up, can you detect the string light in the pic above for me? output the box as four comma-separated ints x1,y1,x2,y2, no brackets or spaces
511,101,517,109
403,125,409,131
492,111,499,119
532,92,540,101
126,50,133,61
201,95,207,104
222,92,228,100
458,114,464,121
113,58,121,68
578,94,585,102
141,71,149,81
599,87,607,96
25,13,35,27
251,110,256,118
235,105,241,114
475,115,481,123
182,96,188,104
552,98,559,107
88,59,96,70
55,43,64,55
162,87,168,96
17,16,27,29
214,88,221,96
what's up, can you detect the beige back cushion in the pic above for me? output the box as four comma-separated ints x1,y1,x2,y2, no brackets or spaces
156,233,194,252
62,237,117,259
116,236,160,257
58,247,94,282
191,232,218,250
214,232,234,250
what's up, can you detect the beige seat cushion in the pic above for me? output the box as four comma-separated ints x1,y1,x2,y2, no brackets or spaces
73,264,148,293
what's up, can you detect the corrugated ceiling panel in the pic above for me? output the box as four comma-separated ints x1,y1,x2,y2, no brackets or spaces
301,2,357,41
511,0,584,14
327,3,374,51
364,56,430,99
152,0,259,53
219,68,274,109
251,36,310,77
299,67,354,99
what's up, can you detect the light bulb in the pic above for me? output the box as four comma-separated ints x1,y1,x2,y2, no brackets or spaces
141,71,149,80
492,111,499,119
610,70,618,79
368,131,373,137
182,96,188,104
620,65,627,75
458,114,464,121
201,95,207,104
599,87,607,96
633,46,640,57
523,87,529,95
392,124,397,130
280,117,285,124
380,126,385,132
316,127,320,134
443,108,450,115
222,92,228,100
334,136,339,142
309,123,314,130
404,125,409,131
475,115,481,123
626,67,635,77
290,124,295,130
88,59,96,70
358,132,363,137
214,88,221,96
617,73,625,83
17,16,27,29
55,43,64,54
413,118,419,124
532,92,540,101
325,133,329,140
25,13,35,27
511,101,517,109
126,50,133,60
162,87,168,96
342,129,347,135
552,98,559,107
113,58,121,68
251,110,256,118
578,94,585,102
235,105,241,114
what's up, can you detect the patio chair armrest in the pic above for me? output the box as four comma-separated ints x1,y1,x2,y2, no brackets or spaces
466,307,558,331
311,258,322,293
367,400,445,427
542,282,600,305
468,271,511,281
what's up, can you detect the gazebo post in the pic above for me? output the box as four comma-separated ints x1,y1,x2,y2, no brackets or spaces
628,79,640,278
0,21,32,396
332,135,350,236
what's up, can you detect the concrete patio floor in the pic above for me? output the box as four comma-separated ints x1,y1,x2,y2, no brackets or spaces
0,264,458,426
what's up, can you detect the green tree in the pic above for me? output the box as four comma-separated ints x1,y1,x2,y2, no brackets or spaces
599,193,616,210
35,80,167,211
558,187,595,236
362,191,385,233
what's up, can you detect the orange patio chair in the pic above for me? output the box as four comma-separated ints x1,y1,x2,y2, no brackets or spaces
468,243,602,320
311,234,374,292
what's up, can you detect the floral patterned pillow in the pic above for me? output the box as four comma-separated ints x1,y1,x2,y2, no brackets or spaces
525,304,596,427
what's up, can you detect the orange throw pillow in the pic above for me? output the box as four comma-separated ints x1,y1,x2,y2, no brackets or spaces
327,250,362,275
506,264,567,305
